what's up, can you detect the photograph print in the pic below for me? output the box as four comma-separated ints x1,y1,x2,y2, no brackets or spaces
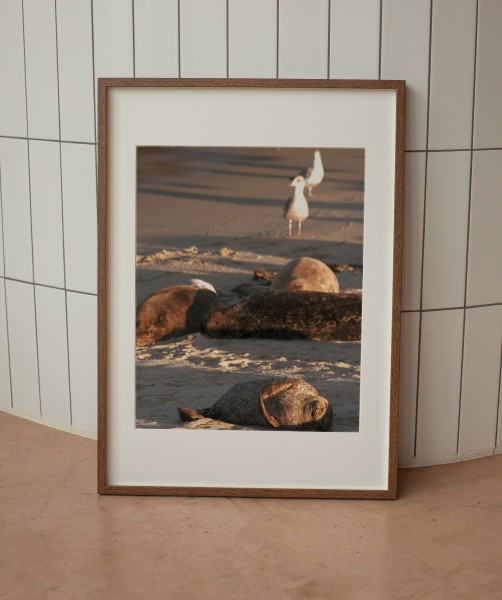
135,146,364,433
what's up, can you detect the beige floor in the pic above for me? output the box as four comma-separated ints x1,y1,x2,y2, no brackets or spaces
1,412,501,600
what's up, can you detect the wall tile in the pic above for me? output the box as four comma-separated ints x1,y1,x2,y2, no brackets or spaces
458,305,502,455
5,280,40,418
0,281,12,410
228,0,277,78
180,0,227,77
467,150,502,306
0,174,4,277
415,309,464,460
0,0,27,137
23,0,60,140
398,312,420,466
56,0,95,143
428,0,476,150
67,292,97,434
381,0,431,151
278,0,329,78
35,286,71,426
402,152,426,311
61,144,96,294
0,139,33,282
92,0,133,139
134,0,179,77
474,0,502,149
29,141,65,288
422,152,470,310
93,0,134,78
329,0,380,79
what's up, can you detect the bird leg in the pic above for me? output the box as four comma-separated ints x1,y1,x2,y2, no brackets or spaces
297,221,302,237
288,220,292,237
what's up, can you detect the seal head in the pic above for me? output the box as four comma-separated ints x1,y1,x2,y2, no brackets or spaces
271,257,340,293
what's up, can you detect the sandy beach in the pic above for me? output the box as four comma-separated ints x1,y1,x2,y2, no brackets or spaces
136,147,364,432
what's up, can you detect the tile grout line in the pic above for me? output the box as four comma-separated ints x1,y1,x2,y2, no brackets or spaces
276,0,279,78
132,0,136,78
402,302,502,313
456,0,479,454
54,0,73,425
178,0,181,78
405,147,502,153
2,137,502,154
327,0,331,79
0,275,97,297
414,0,434,458
0,135,96,146
0,157,14,409
226,0,229,78
378,0,383,80
21,0,43,420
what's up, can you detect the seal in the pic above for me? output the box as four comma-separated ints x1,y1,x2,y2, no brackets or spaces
271,257,340,293
178,377,333,431
136,284,220,347
205,291,361,342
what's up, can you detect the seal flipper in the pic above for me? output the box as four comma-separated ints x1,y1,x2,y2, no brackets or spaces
259,380,297,428
177,407,210,421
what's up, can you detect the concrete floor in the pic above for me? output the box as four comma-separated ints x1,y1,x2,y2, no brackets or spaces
1,412,502,600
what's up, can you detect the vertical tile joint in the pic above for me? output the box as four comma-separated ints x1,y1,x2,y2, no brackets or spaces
457,0,479,453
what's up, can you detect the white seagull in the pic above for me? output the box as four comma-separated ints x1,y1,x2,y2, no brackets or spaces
283,175,309,237
301,150,324,197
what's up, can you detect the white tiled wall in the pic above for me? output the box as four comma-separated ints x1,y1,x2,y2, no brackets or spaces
0,0,501,466
35,286,71,426
56,0,96,143
278,0,329,78
134,0,179,77
0,0,27,137
458,305,502,456
23,0,60,140
228,0,277,78
421,151,470,310
61,143,97,294
29,141,65,288
474,0,502,149
381,0,431,151
4,280,40,419
0,139,33,283
427,0,477,150
0,282,11,410
415,310,464,462
66,292,97,434
180,0,227,77
329,0,380,79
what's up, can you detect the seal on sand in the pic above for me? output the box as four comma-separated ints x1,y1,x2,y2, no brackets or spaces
205,291,361,342
136,284,220,347
178,377,333,431
271,257,340,293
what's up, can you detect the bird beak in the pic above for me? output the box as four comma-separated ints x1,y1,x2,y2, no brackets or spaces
289,179,295,187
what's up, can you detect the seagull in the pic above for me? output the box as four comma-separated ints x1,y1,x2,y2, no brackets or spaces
283,175,309,237
300,150,324,197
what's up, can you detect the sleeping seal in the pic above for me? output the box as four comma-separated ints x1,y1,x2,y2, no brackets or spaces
136,283,220,347
178,377,333,431
205,291,361,341
271,257,340,293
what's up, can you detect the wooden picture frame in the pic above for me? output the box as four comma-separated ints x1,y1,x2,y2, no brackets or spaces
98,79,405,499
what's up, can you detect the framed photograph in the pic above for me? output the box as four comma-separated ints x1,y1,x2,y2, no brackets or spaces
98,79,405,499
